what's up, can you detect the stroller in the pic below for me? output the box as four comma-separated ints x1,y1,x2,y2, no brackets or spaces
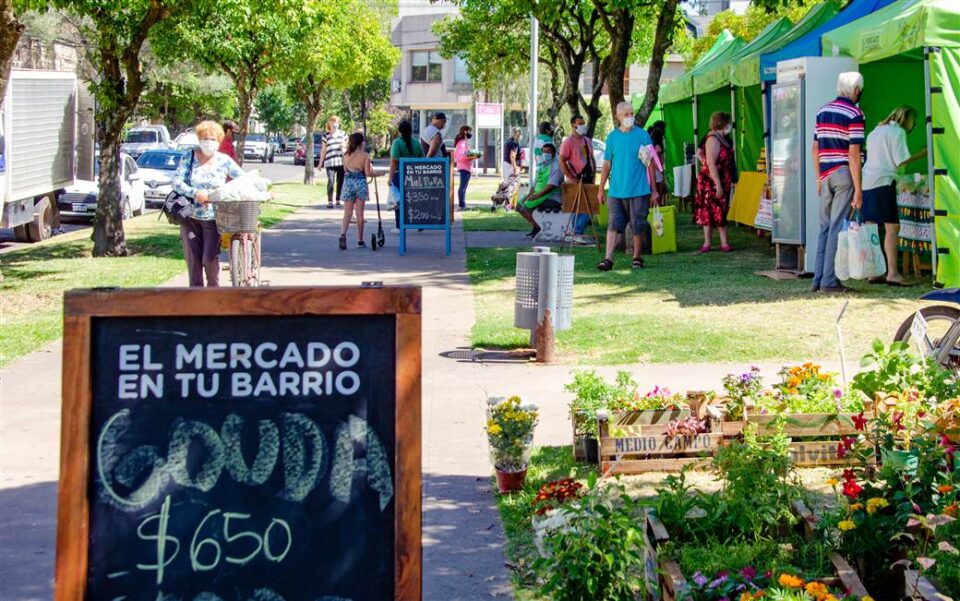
491,173,522,211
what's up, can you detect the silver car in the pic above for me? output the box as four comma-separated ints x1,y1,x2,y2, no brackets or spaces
136,149,188,207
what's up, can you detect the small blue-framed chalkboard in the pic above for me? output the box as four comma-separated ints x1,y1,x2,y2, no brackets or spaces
399,158,451,255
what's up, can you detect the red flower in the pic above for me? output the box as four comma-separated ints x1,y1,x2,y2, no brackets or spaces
837,442,848,459
893,411,906,431
852,412,867,431
842,469,857,482
842,479,863,499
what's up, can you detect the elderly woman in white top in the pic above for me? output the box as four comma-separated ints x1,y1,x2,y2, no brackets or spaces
172,120,244,287
861,105,927,286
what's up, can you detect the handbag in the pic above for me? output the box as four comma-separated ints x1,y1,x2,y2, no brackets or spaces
651,204,664,237
160,152,195,226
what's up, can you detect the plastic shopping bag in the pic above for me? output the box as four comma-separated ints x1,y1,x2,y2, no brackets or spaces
846,222,886,280
387,184,400,211
651,205,664,237
835,221,851,281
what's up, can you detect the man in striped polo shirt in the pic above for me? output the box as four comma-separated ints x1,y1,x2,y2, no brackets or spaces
811,71,865,293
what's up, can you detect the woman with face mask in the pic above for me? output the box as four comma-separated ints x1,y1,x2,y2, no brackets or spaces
171,120,244,287
694,111,736,253
861,105,927,286
453,125,476,210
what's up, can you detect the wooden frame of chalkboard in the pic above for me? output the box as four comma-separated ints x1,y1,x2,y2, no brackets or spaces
398,157,451,256
55,286,422,601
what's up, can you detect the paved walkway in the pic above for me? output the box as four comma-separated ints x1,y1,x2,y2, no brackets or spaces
0,189,845,600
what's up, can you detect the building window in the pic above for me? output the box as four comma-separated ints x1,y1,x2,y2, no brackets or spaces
453,56,471,84
411,50,443,83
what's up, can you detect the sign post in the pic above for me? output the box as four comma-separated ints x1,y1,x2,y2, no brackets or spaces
55,287,422,601
476,102,504,176
399,157,451,256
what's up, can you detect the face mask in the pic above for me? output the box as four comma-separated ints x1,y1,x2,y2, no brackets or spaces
466,133,473,139
540,153,554,164
576,125,587,136
723,124,733,135
199,139,218,156
621,116,635,128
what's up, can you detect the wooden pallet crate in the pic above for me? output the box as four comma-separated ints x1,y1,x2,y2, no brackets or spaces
718,412,871,467
598,411,719,475
644,503,870,601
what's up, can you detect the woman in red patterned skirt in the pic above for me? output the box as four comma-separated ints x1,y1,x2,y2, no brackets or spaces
695,111,735,253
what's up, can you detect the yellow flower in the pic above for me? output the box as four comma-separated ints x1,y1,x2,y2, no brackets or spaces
824,596,838,601
838,520,856,531
862,596,875,601
778,574,804,589
488,424,502,436
741,593,753,601
866,497,889,514
849,503,863,511
826,478,839,486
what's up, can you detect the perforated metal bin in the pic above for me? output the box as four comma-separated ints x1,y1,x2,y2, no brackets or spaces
514,247,574,333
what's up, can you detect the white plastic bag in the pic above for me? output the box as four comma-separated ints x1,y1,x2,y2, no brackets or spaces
387,184,400,211
210,169,272,202
846,222,886,280
835,222,851,281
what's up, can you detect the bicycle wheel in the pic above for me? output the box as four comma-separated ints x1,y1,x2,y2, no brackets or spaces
894,305,960,368
230,238,243,287
251,229,262,286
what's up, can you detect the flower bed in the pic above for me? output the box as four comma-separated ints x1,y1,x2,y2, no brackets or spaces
718,412,872,467
644,507,870,601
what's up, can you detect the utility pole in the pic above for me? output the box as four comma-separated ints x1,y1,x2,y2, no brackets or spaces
528,15,539,183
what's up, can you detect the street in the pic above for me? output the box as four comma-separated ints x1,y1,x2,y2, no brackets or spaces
0,153,304,253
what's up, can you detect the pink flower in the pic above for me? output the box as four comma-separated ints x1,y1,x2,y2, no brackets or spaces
740,566,757,580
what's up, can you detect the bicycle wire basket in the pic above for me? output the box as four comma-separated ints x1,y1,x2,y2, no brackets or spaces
215,200,262,233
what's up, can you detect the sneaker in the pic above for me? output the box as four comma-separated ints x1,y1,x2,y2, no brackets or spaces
357,240,366,248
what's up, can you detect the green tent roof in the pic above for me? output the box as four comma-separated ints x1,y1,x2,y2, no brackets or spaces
662,31,744,104
729,1,842,87
822,0,960,62
694,17,795,95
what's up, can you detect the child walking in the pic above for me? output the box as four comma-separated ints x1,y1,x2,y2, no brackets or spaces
338,132,375,249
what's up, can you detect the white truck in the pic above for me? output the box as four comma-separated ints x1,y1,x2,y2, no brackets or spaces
0,69,81,242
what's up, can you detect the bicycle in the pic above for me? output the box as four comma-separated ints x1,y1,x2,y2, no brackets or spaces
894,287,960,373
214,199,265,287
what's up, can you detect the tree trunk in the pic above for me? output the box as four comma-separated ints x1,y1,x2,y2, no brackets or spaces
93,121,128,257
0,0,25,102
582,57,606,138
303,106,318,186
602,9,634,121
635,0,681,127
235,89,253,166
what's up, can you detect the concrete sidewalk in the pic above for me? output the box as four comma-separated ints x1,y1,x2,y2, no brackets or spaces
0,190,847,600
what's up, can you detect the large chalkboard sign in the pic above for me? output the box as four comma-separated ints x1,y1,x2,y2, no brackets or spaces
398,158,451,256
56,287,422,601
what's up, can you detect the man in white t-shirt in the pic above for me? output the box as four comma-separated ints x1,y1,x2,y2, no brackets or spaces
420,112,448,158
861,105,927,285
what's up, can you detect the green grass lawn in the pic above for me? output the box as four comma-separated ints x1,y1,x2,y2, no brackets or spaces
461,208,530,232
467,210,923,364
0,183,315,367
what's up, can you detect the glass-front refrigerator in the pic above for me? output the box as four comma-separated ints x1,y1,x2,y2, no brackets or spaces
771,80,804,248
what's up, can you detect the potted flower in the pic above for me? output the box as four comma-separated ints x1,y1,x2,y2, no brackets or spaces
486,396,539,493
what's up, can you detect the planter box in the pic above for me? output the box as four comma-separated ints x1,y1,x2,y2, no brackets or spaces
572,407,691,465
598,410,718,475
644,503,870,601
721,413,873,467
903,570,945,601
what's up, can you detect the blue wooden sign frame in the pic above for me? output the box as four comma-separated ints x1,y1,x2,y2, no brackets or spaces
398,157,451,256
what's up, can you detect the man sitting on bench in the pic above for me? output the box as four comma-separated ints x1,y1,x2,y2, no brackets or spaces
517,142,563,238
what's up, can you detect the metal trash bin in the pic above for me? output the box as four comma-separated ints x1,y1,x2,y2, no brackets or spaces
514,247,574,343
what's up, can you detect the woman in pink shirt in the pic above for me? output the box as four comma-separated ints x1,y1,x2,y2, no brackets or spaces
454,125,476,210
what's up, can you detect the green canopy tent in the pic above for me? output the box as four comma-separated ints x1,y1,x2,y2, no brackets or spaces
823,0,960,287
694,17,796,175
660,31,743,188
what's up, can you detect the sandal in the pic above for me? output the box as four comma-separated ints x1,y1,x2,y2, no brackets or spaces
632,257,644,269
338,235,346,250
596,259,614,272
868,277,886,284
327,202,334,209
699,244,711,253
720,245,734,253
357,240,366,248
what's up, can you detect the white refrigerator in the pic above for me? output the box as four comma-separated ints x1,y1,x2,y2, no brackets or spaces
770,56,858,273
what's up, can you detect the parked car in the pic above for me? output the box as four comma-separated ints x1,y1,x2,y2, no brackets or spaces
136,149,188,208
243,133,274,163
174,132,200,151
286,136,300,154
294,132,323,166
57,153,145,221
592,140,605,169
120,126,172,159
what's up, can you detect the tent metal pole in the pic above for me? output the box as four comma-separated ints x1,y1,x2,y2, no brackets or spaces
761,82,771,182
693,95,699,171
924,46,938,279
